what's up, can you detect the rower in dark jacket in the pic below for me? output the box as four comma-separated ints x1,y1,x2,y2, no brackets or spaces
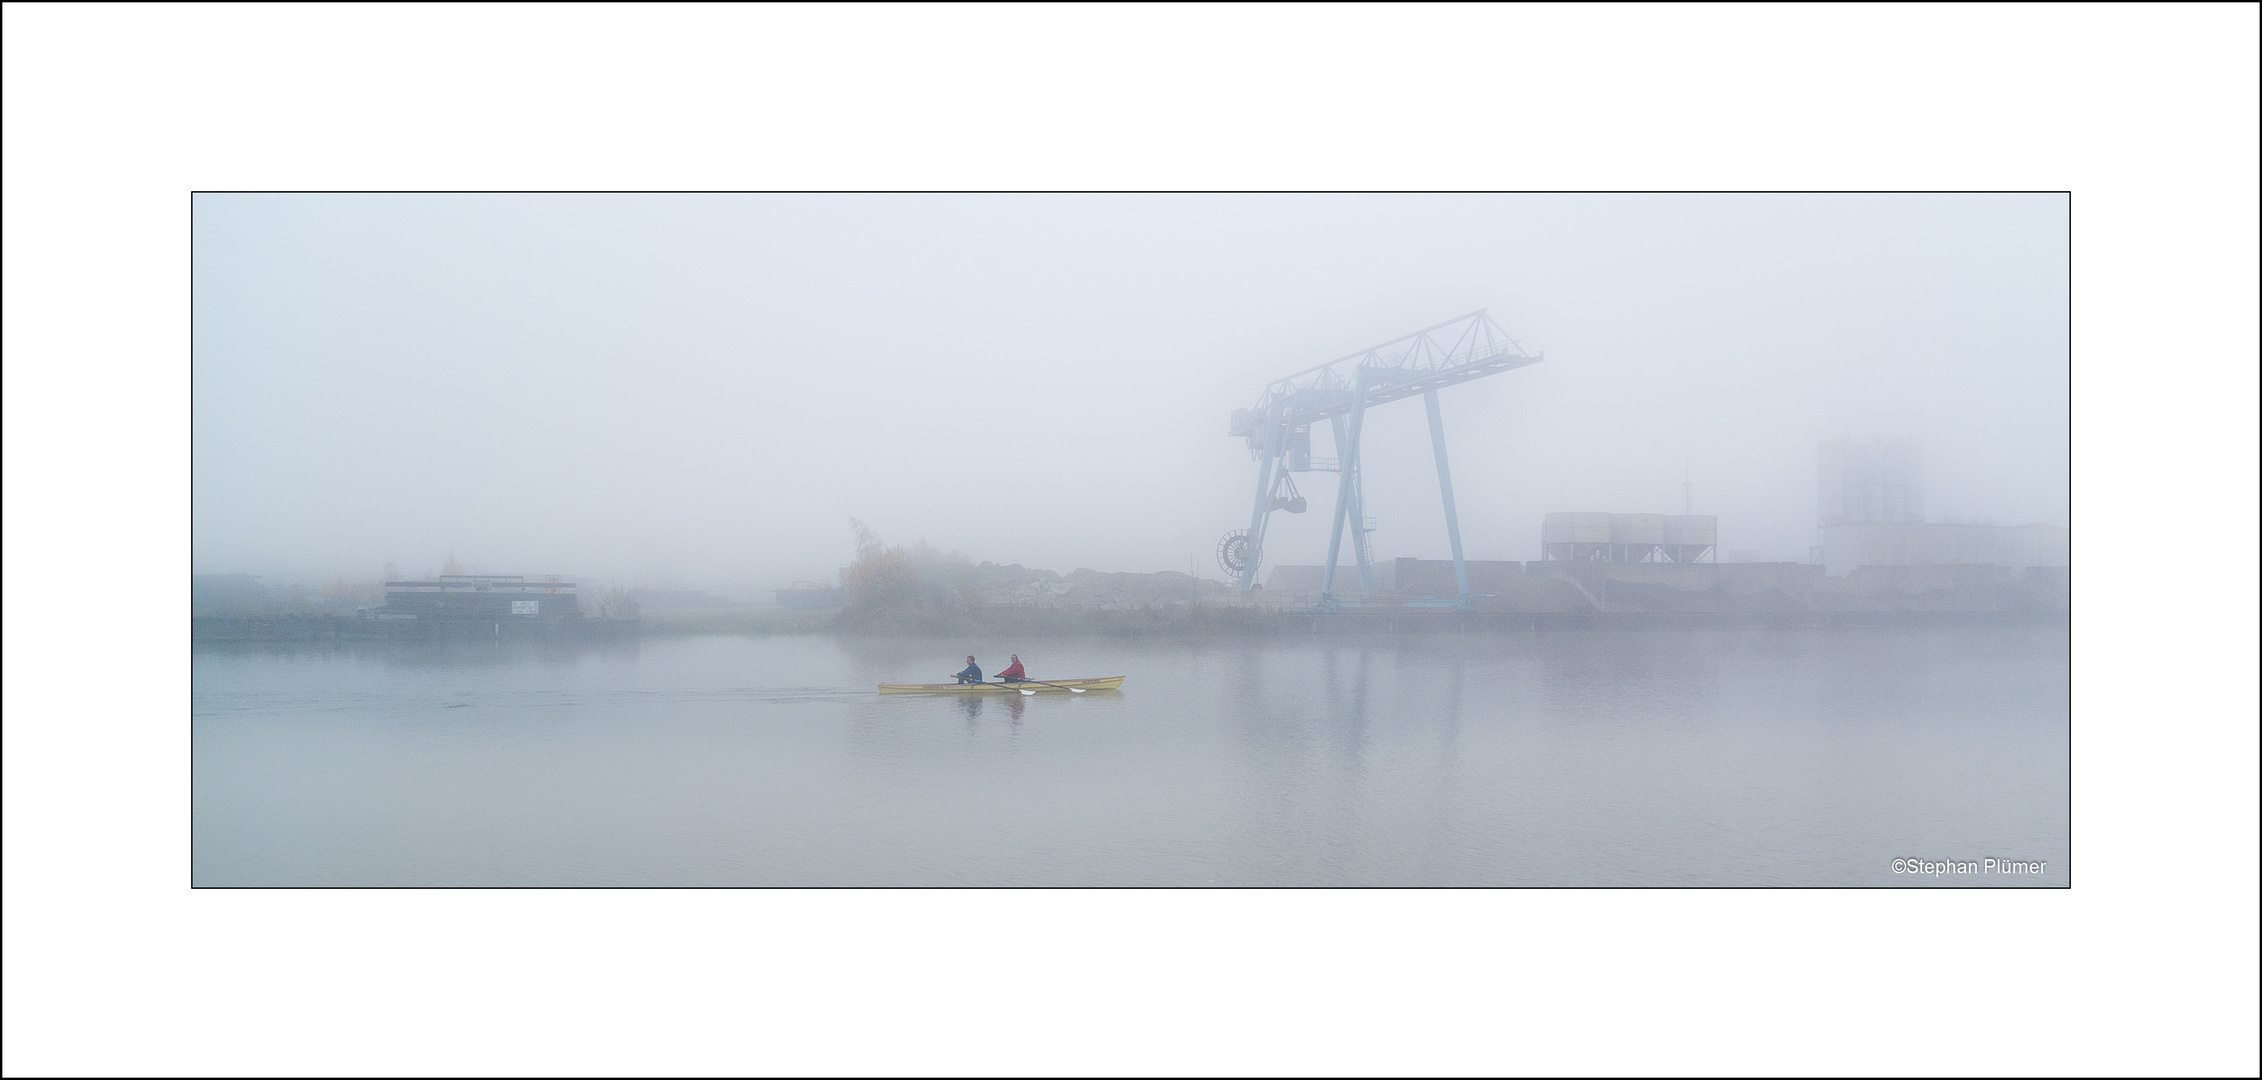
955,656,983,684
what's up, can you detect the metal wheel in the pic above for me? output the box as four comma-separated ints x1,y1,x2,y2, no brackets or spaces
1216,529,1251,577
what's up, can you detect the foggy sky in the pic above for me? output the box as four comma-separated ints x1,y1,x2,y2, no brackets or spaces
191,193,2069,593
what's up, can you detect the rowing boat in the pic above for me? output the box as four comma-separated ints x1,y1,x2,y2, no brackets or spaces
877,676,1126,694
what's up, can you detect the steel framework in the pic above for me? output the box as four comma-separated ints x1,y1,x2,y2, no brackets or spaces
1226,310,1543,608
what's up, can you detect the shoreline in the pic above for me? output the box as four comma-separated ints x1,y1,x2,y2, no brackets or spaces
190,607,2068,644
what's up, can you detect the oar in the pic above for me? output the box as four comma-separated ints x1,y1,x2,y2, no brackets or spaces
1012,677,1086,694
987,680,1037,696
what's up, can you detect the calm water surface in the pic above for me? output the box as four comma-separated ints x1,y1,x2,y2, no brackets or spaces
192,628,2069,886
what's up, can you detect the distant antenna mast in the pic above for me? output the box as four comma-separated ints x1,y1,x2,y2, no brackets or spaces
1681,426,1693,516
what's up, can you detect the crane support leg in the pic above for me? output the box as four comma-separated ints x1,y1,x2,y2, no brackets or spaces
1425,389,1470,607
1344,427,1377,591
1237,407,1283,591
1321,370,1370,607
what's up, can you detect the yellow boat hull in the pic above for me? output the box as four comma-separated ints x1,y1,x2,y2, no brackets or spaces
877,676,1126,694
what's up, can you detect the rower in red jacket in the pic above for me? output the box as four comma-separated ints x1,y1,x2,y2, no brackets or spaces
997,654,1027,683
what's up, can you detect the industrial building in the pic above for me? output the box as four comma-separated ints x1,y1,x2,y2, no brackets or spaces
1813,437,2067,576
1819,436,1923,527
1820,522,2068,577
375,575,582,621
1540,513,1717,563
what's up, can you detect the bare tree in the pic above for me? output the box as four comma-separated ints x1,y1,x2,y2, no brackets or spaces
849,518,883,560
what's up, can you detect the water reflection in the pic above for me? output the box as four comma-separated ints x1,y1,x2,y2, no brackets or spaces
193,628,2070,886
951,691,1028,732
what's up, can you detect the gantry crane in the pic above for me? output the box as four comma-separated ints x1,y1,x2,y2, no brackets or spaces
1219,310,1543,608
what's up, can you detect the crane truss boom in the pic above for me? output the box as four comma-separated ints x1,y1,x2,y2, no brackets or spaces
1230,311,1542,441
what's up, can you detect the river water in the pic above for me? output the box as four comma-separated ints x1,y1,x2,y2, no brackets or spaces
191,627,2068,887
